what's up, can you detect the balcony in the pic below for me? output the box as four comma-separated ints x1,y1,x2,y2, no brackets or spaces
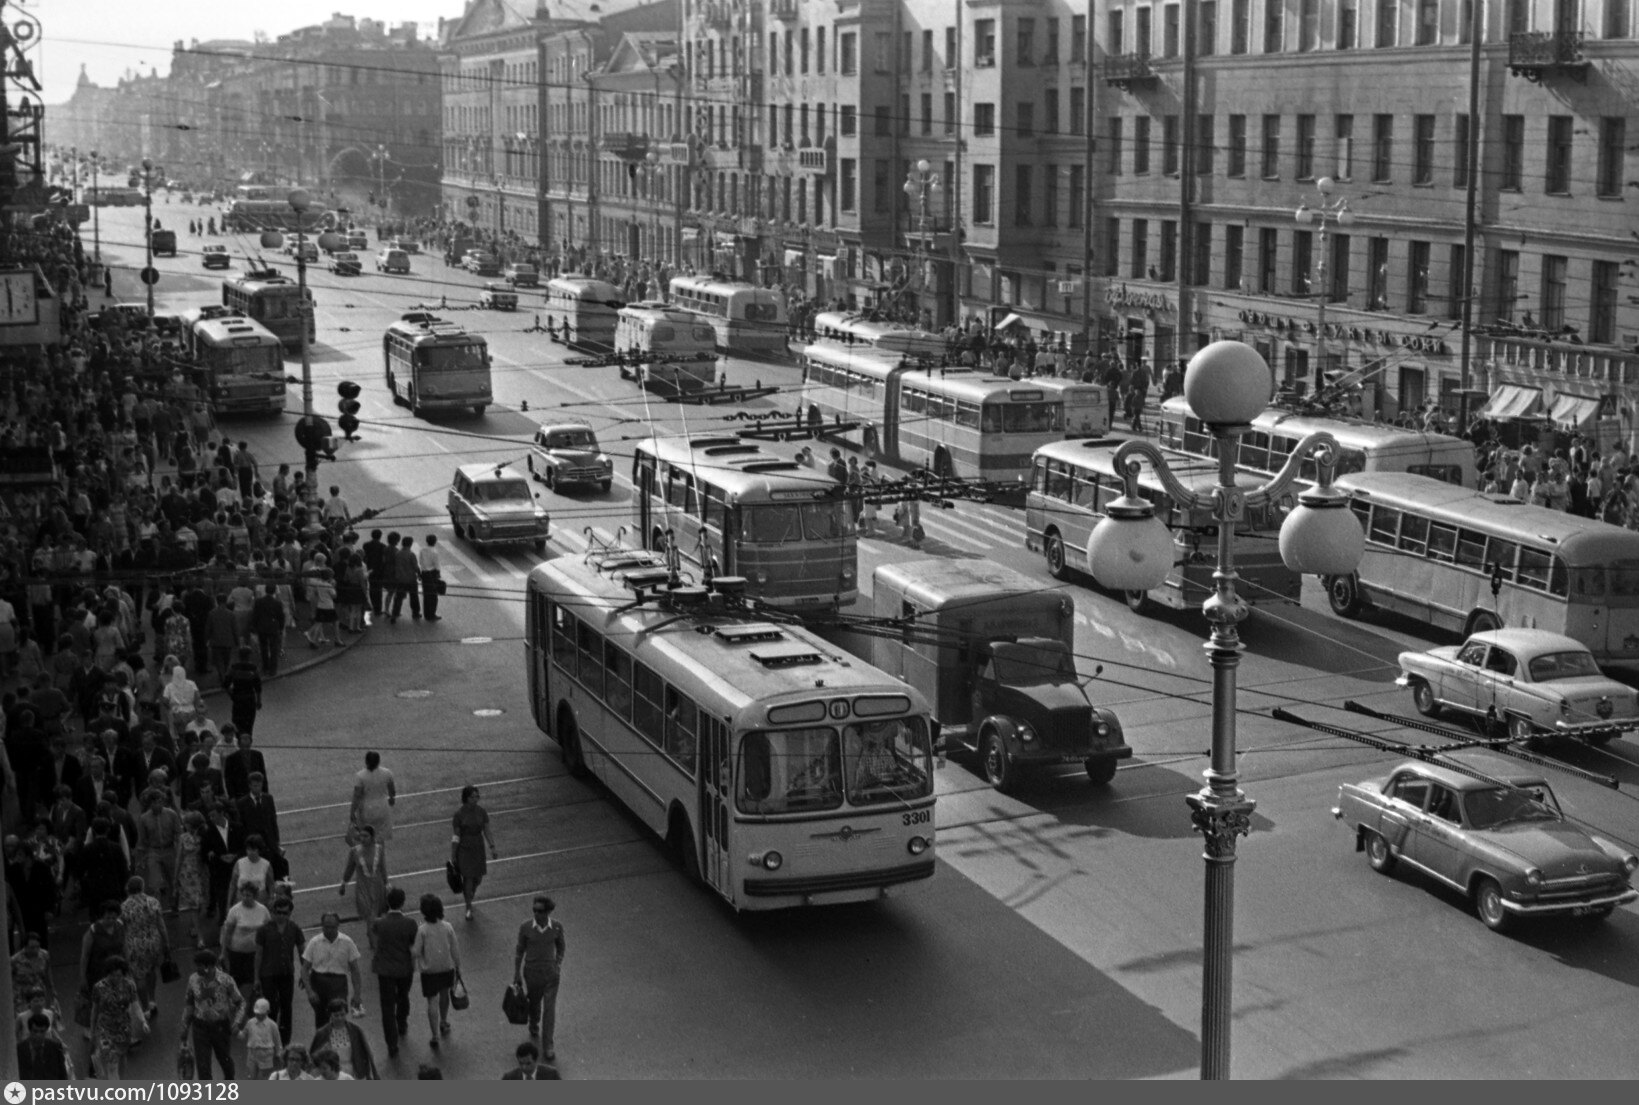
1508,31,1589,82
770,0,798,21
1103,52,1158,91
599,132,650,161
704,144,743,169
798,144,830,174
702,1,733,30
657,140,694,166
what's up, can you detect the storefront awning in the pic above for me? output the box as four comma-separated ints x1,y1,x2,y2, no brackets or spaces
783,249,804,267
1549,393,1604,432
1481,384,1544,421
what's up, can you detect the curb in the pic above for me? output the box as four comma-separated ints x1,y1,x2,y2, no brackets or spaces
199,623,367,700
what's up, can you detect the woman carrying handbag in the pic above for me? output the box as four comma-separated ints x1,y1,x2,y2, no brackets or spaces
409,894,460,1051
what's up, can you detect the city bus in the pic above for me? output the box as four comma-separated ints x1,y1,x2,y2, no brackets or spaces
221,200,336,234
1326,471,1639,668
810,311,947,357
1157,397,1478,488
524,551,936,909
221,271,313,351
83,186,143,207
382,315,492,416
544,276,622,351
799,342,1107,481
614,302,718,392
668,275,788,358
631,434,857,609
1025,438,1304,614
180,315,287,415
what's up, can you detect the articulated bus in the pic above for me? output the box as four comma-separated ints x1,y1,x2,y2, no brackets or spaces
810,311,947,357
668,275,788,357
632,435,857,609
1157,397,1478,488
382,316,492,416
181,315,287,415
614,302,718,391
525,551,936,909
1025,438,1304,614
799,342,1108,482
544,276,622,351
1327,471,1639,668
221,271,313,351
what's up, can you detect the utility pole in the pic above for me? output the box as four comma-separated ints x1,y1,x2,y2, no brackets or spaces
1457,0,1483,432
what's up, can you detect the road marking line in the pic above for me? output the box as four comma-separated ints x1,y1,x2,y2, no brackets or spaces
281,772,557,816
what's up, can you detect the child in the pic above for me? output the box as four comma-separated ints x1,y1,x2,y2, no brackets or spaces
240,998,280,1079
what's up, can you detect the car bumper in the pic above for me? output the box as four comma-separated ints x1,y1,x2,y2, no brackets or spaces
1503,887,1637,916
1551,718,1639,736
468,529,549,548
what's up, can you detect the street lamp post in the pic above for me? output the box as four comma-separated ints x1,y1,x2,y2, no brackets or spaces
1084,341,1364,1080
141,157,156,320
642,149,662,265
288,188,318,490
1294,177,1354,402
902,159,941,327
371,144,391,219
89,151,101,262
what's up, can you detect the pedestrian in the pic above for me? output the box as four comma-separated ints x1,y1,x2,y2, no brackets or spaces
230,834,276,905
135,787,181,911
860,461,880,536
370,886,417,1059
206,595,237,683
389,536,421,622
512,895,565,1060
361,530,388,616
17,1013,71,1080
300,912,363,1028
410,894,460,1052
267,1043,312,1080
239,998,281,1080
222,647,262,736
87,955,139,1080
220,880,271,1000
180,948,244,1081
252,896,304,1047
450,784,498,920
1126,360,1152,433
350,751,396,843
826,448,847,485
250,584,285,675
119,876,168,1019
307,998,378,1080
338,824,389,948
418,534,443,621
162,664,205,741
305,569,338,648
502,1040,561,1079
176,810,208,948
200,805,239,924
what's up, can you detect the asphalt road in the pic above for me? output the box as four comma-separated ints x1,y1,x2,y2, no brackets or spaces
70,205,1639,1079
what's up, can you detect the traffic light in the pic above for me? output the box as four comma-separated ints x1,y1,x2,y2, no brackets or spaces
294,413,334,454
337,380,361,440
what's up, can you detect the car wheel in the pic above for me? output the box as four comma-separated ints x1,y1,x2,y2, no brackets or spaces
1327,573,1363,617
598,479,612,493
1473,877,1512,933
980,731,1016,793
544,468,556,492
1084,757,1117,786
534,538,547,551
1364,830,1397,874
1411,680,1441,718
1044,532,1071,581
1125,589,1150,615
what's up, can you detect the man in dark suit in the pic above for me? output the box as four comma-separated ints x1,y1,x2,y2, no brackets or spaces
199,805,240,922
72,752,117,822
250,584,285,675
361,529,388,617
36,737,82,807
120,728,176,803
370,886,418,1057
16,1013,71,1078
222,729,268,800
235,772,282,875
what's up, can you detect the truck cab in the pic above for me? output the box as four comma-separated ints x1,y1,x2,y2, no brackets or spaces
871,559,1130,791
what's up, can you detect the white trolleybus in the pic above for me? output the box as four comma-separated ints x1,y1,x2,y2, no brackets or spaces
382,315,492,416
544,275,622,351
668,275,789,358
1325,471,1639,669
809,311,947,357
799,343,1108,481
221,271,313,351
614,302,718,392
525,551,937,909
180,315,287,415
1026,438,1304,614
632,435,857,609
1158,397,1478,488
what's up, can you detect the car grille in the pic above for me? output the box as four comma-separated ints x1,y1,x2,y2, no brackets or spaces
486,522,541,539
1536,873,1623,901
564,467,604,481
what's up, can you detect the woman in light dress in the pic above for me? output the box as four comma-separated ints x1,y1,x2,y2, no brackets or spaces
337,825,388,949
175,810,209,948
350,751,396,843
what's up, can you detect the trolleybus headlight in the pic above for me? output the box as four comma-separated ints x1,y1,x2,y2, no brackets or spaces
907,836,930,856
760,851,783,871
840,565,854,581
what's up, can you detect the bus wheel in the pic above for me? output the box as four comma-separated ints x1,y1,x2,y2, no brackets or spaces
406,387,417,415
1326,574,1363,617
863,428,881,459
387,373,404,406
933,446,953,477
1124,590,1150,615
667,811,701,883
1085,758,1117,786
472,404,487,416
556,705,589,777
1465,610,1502,636
1044,532,1071,581
980,731,1017,793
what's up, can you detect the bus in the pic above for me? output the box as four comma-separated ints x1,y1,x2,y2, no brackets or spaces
544,276,621,351
382,315,492,416
1025,438,1304,614
668,275,788,358
614,302,718,392
180,315,287,415
810,311,947,357
799,342,1108,481
1326,471,1639,667
83,186,143,207
631,434,857,609
221,271,313,351
525,551,937,909
1157,397,1478,488
221,200,336,234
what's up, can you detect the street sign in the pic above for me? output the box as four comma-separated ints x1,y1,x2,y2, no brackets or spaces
139,266,159,286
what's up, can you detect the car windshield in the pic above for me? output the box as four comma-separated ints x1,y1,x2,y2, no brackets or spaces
988,643,1075,685
1462,785,1562,830
476,479,531,503
1527,650,1602,682
546,430,596,450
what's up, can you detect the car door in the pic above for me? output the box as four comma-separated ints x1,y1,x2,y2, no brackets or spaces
1476,645,1522,723
1441,640,1491,714
1379,774,1429,854
1409,783,1467,886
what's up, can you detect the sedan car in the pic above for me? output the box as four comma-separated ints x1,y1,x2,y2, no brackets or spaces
462,250,499,276
527,422,613,492
479,282,518,311
286,241,318,263
1397,629,1639,746
448,462,549,550
1334,756,1638,932
392,239,421,255
201,244,230,270
329,251,362,276
502,262,539,287
376,248,410,275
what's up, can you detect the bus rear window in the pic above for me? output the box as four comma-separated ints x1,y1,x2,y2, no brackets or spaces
996,401,1062,433
1608,561,1639,603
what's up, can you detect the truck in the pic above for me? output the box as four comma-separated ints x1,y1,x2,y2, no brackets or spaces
151,229,178,257
868,558,1131,791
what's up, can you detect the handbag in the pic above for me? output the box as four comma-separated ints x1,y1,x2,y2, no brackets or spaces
444,859,463,894
501,983,529,1026
435,577,448,596
160,957,181,984
449,974,470,1012
129,998,151,1044
176,1043,195,1080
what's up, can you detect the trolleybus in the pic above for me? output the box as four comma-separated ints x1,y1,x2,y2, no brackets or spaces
614,302,718,391
221,271,312,351
180,315,287,415
382,315,492,416
544,276,622,350
668,275,788,357
1326,471,1639,668
632,435,857,609
221,200,336,234
1026,438,1304,614
525,551,937,909
810,311,947,357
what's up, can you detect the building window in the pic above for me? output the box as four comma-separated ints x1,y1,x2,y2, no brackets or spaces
1070,87,1085,135
1227,114,1247,177
921,93,933,135
1017,101,1035,137
1164,4,1181,56
1072,14,1087,60
1045,165,1059,226
1598,117,1626,197
1416,0,1439,43
841,32,857,74
1459,0,1475,42
1407,240,1430,313
973,163,994,224
1163,115,1180,175
1132,218,1149,279
899,94,910,135
874,105,891,136
1335,114,1354,179
1193,221,1213,284
840,158,856,210
1197,114,1215,173
1376,0,1397,46
944,93,956,134
1224,224,1244,288
1371,114,1393,182
1453,114,1471,188
1367,237,1389,308
1108,9,1125,54
1068,166,1084,227
1541,254,1567,330
841,105,856,136
1231,0,1250,53
1045,89,1059,134
1495,249,1519,321
975,19,996,65
1136,6,1153,54
973,103,995,137
1108,117,1123,174
1157,220,1177,281
1447,244,1467,319
1015,164,1033,225
1545,115,1572,194
1261,114,1281,179
1591,260,1619,343
1501,114,1523,190
1018,18,1036,64
874,32,892,73
923,29,934,70
873,160,890,212
946,26,956,68
1200,1,1219,54
1412,114,1435,184
1046,17,1060,62
1507,0,1528,34
1293,229,1313,295
1339,0,1359,47
1134,116,1151,174
1296,114,1315,179
1299,0,1320,50
1264,0,1284,50
1258,227,1279,292
1104,218,1121,276
1605,0,1631,38
1329,234,1351,301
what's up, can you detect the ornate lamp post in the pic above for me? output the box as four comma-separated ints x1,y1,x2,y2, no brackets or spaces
1084,340,1364,1080
287,188,318,489
370,144,391,218
641,149,663,263
1294,177,1354,400
902,159,941,326
140,157,157,320
88,151,101,263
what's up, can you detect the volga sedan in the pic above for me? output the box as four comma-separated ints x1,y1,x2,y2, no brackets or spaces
1397,629,1639,746
1334,757,1638,932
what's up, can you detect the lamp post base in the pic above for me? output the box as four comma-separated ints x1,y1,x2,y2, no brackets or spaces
1188,787,1255,1081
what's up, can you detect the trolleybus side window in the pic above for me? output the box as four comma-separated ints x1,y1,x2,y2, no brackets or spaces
1454,528,1487,570
1427,521,1458,562
1486,539,1518,583
702,483,729,534
1072,467,1099,510
663,687,699,772
633,661,665,745
664,466,695,511
954,399,982,429
1609,562,1639,600
550,605,576,671
1042,459,1072,500
1516,547,1553,592
1409,463,1464,484
1241,431,1270,471
1397,513,1430,556
576,620,604,697
1367,506,1400,546
604,641,633,720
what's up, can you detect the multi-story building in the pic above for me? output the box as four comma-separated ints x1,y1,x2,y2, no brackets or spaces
590,32,685,263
